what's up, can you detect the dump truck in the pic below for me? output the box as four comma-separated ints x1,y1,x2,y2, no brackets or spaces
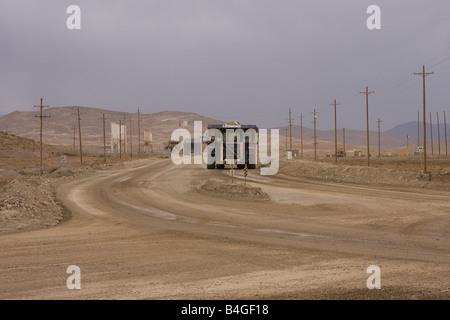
164,140,179,151
205,121,258,170
332,149,345,157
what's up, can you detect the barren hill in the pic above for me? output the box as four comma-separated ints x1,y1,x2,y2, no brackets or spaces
0,107,225,151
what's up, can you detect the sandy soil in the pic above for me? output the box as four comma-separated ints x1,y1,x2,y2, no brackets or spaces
0,158,448,300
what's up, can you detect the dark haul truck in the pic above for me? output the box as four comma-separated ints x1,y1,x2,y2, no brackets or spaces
206,121,258,170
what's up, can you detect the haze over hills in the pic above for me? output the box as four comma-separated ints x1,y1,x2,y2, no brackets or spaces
273,125,409,148
0,107,448,152
274,120,450,149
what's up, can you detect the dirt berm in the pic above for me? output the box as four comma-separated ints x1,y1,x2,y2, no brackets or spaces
278,159,450,190
199,179,270,201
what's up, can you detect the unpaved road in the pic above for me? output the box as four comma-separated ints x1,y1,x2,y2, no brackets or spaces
0,159,449,299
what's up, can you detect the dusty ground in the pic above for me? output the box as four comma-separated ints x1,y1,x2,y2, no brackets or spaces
0,156,449,300
279,158,450,190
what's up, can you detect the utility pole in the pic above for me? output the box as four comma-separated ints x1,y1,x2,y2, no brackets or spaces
122,116,126,156
288,108,293,150
137,108,141,154
76,108,83,163
129,116,133,158
430,112,434,156
73,125,76,151
415,65,434,173
378,118,382,159
299,113,304,157
406,135,410,156
330,99,341,163
33,97,50,175
444,110,448,156
119,119,122,159
312,108,319,162
360,86,374,167
343,128,346,157
99,114,109,163
285,127,288,152
437,112,441,156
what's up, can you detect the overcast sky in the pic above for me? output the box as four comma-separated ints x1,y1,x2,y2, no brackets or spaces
1,0,450,131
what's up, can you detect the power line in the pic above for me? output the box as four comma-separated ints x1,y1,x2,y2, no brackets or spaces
429,54,450,69
378,75,417,94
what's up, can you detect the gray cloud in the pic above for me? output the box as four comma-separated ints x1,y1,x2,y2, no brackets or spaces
1,0,450,131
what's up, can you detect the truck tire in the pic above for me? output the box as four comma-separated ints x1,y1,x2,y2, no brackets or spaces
216,164,225,169
247,163,256,169
207,163,215,169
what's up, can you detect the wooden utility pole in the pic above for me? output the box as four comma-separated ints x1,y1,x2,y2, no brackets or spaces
119,119,122,159
444,110,448,156
406,135,410,156
312,108,318,161
360,86,374,166
285,127,288,152
129,116,133,158
33,97,50,175
378,118,382,159
430,112,434,156
299,113,304,157
437,112,441,156
330,99,341,163
343,128,346,157
77,108,83,163
99,114,109,163
415,65,434,173
289,109,293,150
137,108,141,154
73,125,76,150
122,116,127,155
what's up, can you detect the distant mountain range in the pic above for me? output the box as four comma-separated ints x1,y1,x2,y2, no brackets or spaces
386,121,450,139
1,108,448,150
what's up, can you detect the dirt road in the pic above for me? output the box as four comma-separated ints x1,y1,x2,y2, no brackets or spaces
0,159,449,299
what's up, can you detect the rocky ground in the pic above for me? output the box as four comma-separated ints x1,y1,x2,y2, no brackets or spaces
0,159,127,234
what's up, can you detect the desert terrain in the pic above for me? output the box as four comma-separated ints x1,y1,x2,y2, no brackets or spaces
0,116,449,300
